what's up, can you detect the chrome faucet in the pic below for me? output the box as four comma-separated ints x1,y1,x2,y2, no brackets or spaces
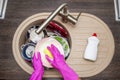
36,3,80,34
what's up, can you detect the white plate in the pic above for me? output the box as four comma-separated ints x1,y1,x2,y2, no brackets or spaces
35,37,64,68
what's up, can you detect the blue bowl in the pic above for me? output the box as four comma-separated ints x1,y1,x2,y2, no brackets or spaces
21,43,35,61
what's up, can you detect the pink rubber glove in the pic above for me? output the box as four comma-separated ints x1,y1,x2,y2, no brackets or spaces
46,44,79,80
30,52,44,80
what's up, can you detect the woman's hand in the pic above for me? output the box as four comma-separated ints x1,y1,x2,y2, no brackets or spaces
46,44,79,80
30,52,44,80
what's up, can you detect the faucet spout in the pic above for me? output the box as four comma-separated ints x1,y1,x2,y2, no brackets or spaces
36,3,67,34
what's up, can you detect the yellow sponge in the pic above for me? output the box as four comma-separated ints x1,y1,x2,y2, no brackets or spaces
44,48,53,58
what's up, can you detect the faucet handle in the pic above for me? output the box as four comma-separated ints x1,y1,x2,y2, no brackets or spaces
59,10,81,24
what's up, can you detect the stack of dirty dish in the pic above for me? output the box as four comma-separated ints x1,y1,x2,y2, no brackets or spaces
21,21,70,68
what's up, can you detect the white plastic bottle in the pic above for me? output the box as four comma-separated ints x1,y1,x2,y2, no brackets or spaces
84,33,100,61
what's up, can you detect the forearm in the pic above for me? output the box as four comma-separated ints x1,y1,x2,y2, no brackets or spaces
59,65,79,80
30,71,43,80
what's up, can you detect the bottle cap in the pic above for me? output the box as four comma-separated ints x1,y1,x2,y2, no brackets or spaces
92,33,97,37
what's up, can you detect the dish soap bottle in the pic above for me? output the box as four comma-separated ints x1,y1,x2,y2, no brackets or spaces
84,33,100,61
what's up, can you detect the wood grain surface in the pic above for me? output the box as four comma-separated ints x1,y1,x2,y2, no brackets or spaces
0,0,120,80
